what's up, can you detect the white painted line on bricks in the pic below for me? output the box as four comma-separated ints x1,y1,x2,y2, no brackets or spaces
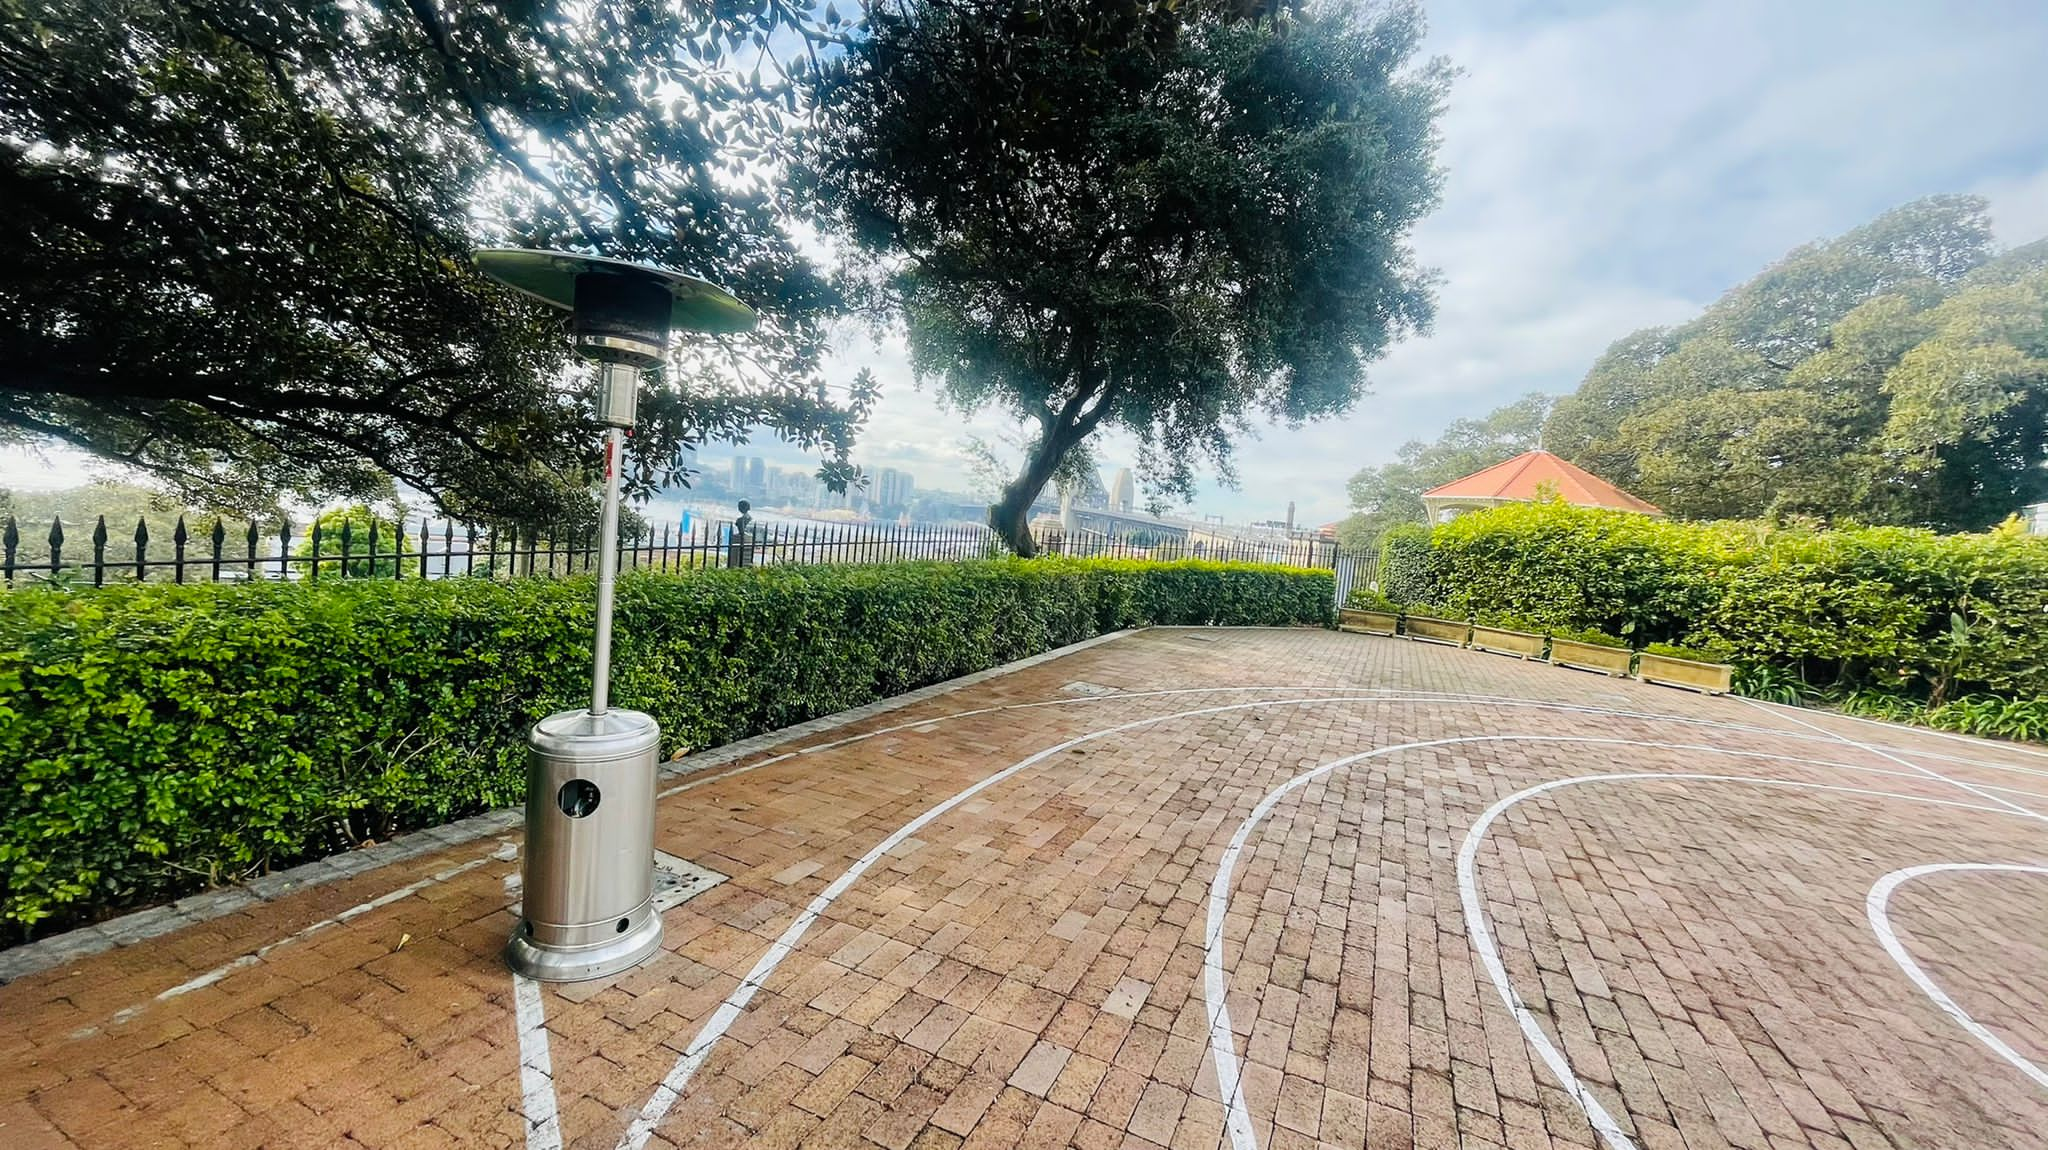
1867,863,2048,1092
1744,696,2045,820
515,971,564,1150
1752,696,2048,760
1457,769,2043,1150
1202,736,2046,1150
610,690,2048,1149
616,694,1406,1149
658,684,2048,803
153,844,514,1003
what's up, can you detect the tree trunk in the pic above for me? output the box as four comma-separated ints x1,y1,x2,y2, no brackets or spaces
988,424,1080,557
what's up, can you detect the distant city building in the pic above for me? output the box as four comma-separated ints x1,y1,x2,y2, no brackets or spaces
746,457,765,491
2026,502,2048,535
728,457,745,489
1421,450,1661,523
1108,468,1135,513
877,467,915,511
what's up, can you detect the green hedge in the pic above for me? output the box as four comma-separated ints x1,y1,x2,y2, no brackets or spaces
1376,522,1438,606
0,558,1332,939
1414,501,2048,703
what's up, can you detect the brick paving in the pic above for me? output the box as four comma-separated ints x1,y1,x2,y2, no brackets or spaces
2,627,2044,1150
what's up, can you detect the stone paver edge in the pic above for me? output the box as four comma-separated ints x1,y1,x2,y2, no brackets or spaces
0,625,1154,985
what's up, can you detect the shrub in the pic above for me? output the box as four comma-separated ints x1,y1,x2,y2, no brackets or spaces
1422,502,2048,707
1911,694,2048,742
1731,663,1812,705
1641,642,1727,663
1344,586,1398,612
1471,609,1549,633
0,557,1331,939
1376,523,1438,606
1548,625,1628,649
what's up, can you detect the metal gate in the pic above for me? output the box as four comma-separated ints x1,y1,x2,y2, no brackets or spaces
1331,549,1379,607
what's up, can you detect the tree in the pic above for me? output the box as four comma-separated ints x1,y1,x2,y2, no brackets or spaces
1336,392,1552,549
0,0,869,523
1542,196,2048,529
295,505,413,578
804,0,1448,554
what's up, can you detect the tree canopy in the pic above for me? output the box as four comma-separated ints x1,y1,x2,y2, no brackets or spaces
1545,196,2048,529
803,0,1448,553
0,0,868,522
1335,392,1552,549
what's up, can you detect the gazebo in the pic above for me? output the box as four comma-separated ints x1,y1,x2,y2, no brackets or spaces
1421,450,1660,523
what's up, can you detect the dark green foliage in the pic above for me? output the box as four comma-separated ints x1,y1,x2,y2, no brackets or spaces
1641,642,1723,663
1547,626,1628,649
1375,522,1438,605
1471,609,1549,634
1730,663,1816,705
1543,195,2048,530
804,1,1449,553
1343,586,1398,612
297,505,412,578
0,558,1330,938
1421,501,2048,710
1921,695,2048,742
0,0,865,521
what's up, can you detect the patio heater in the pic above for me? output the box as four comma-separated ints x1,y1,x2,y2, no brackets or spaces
475,249,755,981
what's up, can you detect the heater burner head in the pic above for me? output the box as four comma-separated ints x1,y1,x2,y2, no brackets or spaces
473,248,756,368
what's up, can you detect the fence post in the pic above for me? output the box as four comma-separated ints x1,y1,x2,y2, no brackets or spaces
133,517,149,582
2,516,15,587
46,516,63,581
244,521,258,580
95,516,109,587
278,518,292,582
210,518,225,582
172,516,188,583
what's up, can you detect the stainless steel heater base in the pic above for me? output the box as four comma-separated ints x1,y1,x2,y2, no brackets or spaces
507,707,665,982
506,910,663,983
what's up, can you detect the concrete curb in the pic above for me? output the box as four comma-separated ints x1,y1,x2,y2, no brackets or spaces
0,627,1144,984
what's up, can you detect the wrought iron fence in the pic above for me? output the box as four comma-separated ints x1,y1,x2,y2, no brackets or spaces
2,508,1366,591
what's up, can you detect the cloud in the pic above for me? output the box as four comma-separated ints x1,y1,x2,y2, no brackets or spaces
9,1,2048,526
871,0,2048,525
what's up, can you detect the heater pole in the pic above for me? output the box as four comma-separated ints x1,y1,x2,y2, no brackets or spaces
590,419,625,716
475,248,754,983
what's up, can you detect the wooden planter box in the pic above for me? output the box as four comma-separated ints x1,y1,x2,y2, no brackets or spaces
1402,614,1470,647
1637,652,1735,694
1470,625,1545,660
1548,638,1633,676
1338,608,1398,636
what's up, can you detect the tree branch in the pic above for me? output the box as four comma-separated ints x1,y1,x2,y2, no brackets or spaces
399,0,606,248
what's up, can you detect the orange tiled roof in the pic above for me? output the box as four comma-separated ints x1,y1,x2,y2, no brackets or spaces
1421,450,1661,514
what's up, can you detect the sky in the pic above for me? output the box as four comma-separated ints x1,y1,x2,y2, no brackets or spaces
8,0,2048,525
801,0,2048,526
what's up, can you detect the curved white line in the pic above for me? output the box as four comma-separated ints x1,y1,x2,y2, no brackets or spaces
1202,739,2037,1150
1867,863,2048,1092
1458,770,2032,1150
611,691,2048,1148
616,695,1396,1149
659,685,2048,799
